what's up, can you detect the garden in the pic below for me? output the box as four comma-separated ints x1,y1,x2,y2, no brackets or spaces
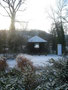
0,54,68,90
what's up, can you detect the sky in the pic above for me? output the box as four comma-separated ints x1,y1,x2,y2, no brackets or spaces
0,0,57,32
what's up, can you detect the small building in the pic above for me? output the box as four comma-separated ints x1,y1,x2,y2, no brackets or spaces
27,36,48,54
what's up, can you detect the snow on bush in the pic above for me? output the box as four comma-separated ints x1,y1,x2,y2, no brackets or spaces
0,56,8,71
16,54,34,72
35,58,68,90
0,55,68,90
0,69,25,90
16,54,37,90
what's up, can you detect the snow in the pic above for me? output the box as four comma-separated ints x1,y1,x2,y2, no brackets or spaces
23,54,62,66
7,59,17,68
28,36,47,42
7,54,62,68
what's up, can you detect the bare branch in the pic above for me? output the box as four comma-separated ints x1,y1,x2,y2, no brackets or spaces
14,0,16,4
15,0,25,12
15,0,22,11
15,20,28,23
18,8,26,12
16,20,29,29
7,2,13,14
0,0,26,30
47,6,57,23
0,12,9,17
0,2,11,17
62,17,68,23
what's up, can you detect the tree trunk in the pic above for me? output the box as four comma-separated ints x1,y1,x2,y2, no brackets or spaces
10,14,15,31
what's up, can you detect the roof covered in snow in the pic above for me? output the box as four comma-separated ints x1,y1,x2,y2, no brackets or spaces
28,36,47,42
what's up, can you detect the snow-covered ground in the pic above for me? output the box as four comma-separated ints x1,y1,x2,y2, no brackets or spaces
7,54,62,68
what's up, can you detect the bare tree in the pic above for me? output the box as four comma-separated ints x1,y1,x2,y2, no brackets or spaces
56,0,68,23
0,0,26,31
48,0,68,23
47,0,67,52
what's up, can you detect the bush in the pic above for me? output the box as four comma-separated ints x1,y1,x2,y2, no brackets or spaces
35,58,68,90
0,55,68,90
0,55,39,90
16,55,37,90
0,68,25,90
0,57,8,71
16,54,34,72
0,68,38,90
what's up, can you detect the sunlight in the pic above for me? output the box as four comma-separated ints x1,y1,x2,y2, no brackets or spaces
0,0,57,32
0,16,10,30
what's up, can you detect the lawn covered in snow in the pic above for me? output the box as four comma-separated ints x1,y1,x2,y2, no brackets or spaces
7,54,62,68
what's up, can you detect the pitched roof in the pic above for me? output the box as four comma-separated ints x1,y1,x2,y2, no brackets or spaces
28,36,47,42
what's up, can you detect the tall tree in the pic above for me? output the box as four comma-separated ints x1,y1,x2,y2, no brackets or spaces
55,21,66,51
48,0,66,52
0,0,26,31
